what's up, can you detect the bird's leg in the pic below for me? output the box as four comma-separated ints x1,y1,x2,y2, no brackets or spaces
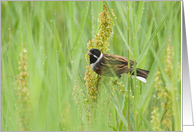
114,75,121,84
96,75,101,90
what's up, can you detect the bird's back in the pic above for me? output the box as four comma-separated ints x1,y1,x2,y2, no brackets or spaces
93,53,131,77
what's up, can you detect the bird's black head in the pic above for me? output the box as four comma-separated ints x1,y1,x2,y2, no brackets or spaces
88,48,102,64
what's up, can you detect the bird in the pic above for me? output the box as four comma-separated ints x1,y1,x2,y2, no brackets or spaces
87,48,149,83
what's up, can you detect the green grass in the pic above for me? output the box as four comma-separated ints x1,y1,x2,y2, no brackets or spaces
1,1,181,131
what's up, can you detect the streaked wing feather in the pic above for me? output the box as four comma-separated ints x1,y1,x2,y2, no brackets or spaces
94,54,130,76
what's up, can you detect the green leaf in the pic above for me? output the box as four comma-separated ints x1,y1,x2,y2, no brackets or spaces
136,1,177,67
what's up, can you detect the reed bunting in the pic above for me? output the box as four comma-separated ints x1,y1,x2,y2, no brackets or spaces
88,48,149,83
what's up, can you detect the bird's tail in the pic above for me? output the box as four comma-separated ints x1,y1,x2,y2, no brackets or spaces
129,68,149,83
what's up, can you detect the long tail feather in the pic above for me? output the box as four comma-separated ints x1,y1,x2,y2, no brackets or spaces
129,68,149,83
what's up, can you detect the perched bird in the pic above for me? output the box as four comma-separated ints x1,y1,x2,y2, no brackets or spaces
88,48,149,83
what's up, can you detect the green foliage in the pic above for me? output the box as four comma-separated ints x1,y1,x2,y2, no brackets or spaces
1,1,181,131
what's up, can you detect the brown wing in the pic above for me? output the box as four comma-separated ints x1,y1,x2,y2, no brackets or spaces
94,54,134,77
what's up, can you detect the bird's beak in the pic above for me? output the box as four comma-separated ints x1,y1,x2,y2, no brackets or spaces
88,52,93,55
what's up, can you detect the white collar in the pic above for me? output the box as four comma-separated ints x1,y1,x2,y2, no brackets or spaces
90,53,103,70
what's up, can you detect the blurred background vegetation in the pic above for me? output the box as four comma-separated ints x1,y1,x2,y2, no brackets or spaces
1,1,181,131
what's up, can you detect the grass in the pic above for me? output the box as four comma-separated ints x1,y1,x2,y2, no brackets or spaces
1,1,181,131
